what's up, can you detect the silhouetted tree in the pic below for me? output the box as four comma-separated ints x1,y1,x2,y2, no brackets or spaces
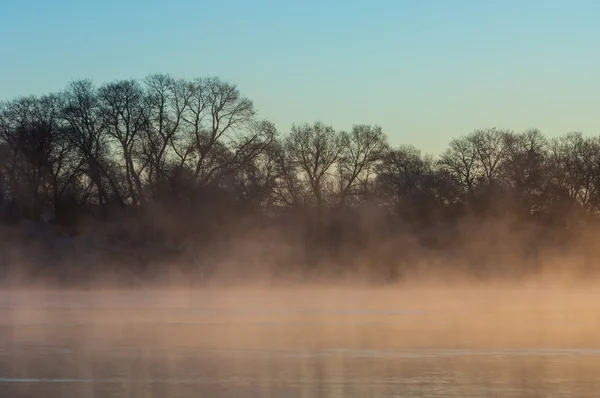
440,128,510,213
98,79,148,206
61,80,123,212
2,73,600,283
0,94,80,221
284,122,341,212
336,124,388,207
499,129,549,217
141,74,188,195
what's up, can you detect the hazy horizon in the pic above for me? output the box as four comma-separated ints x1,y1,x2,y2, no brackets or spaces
2,0,600,155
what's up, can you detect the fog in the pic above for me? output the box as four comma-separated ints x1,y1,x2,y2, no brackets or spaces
1,282,600,397
4,189,600,396
3,75,600,396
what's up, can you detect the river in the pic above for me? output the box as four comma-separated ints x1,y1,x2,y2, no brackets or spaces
1,287,599,397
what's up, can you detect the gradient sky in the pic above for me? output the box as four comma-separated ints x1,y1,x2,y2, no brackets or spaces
1,0,599,154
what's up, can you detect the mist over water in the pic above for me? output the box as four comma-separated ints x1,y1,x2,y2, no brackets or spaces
2,0,600,393
3,50,600,398
1,286,600,397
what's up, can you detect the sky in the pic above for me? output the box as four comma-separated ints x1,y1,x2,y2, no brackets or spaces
1,0,600,155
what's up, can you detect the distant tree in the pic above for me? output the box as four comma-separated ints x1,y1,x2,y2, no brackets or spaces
377,145,454,224
499,129,549,216
546,132,600,214
182,77,261,185
284,121,341,213
141,74,188,194
231,134,281,211
336,124,388,207
4,72,600,283
440,128,510,212
439,134,479,200
61,80,123,211
0,94,80,221
98,79,148,206
269,138,307,209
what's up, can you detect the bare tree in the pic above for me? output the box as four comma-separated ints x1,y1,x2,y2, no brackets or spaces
284,122,341,212
0,94,80,220
547,132,600,213
182,77,262,186
231,142,280,210
98,79,149,205
269,138,307,209
61,80,123,210
470,128,510,184
377,145,455,223
336,124,388,207
439,135,479,199
141,74,189,193
440,128,510,206
500,129,549,215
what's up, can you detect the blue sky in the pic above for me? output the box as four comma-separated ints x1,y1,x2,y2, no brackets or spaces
1,0,599,154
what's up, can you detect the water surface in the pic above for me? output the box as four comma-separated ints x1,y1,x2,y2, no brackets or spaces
1,288,599,397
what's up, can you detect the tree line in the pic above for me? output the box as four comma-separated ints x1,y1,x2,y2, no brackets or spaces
1,74,599,283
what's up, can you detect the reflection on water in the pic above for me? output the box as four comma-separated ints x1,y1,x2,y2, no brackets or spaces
1,289,600,397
